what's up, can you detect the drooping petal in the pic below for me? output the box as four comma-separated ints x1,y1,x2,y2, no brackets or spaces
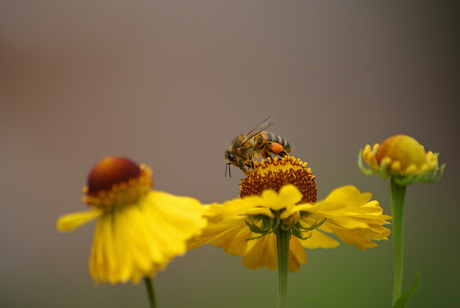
146,191,207,238
115,205,163,282
336,226,379,249
327,224,388,250
241,233,307,273
242,233,278,270
189,215,252,256
211,222,253,256
88,190,207,284
188,196,274,251
89,213,116,284
299,228,340,249
288,237,308,272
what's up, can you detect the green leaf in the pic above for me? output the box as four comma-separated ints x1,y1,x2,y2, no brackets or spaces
394,272,421,308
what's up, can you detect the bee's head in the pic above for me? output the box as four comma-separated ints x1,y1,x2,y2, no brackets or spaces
224,150,238,177
224,150,237,165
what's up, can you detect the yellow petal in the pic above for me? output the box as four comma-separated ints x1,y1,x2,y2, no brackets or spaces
279,185,304,205
288,237,308,273
242,233,278,270
298,185,391,250
315,186,372,211
147,191,207,236
189,196,274,251
241,234,307,272
56,209,102,232
88,191,207,284
192,216,251,256
327,224,377,249
299,228,340,249
258,189,284,211
89,214,115,284
214,196,268,216
260,185,302,211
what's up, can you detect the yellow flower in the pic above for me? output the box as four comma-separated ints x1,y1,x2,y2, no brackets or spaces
56,157,207,284
190,156,391,272
359,134,445,185
359,135,445,305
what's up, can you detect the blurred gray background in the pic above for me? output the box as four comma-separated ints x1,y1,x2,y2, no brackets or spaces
1,1,459,307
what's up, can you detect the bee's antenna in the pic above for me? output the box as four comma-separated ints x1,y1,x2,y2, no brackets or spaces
225,163,232,177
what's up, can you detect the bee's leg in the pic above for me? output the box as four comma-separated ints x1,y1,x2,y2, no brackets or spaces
278,150,288,158
239,162,248,175
259,143,272,159
245,160,254,175
263,151,272,159
247,151,255,171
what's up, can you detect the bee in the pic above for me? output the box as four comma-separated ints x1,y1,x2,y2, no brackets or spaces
224,116,292,177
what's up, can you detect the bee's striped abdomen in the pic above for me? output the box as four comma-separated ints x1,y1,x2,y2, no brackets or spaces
257,132,292,153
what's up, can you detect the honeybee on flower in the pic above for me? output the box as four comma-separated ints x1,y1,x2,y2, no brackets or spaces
224,116,292,176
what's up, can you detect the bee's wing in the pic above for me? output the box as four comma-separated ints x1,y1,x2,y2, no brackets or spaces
239,116,274,147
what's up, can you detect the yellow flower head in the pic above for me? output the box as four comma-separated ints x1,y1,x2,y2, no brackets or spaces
190,156,391,273
56,157,207,284
359,135,445,185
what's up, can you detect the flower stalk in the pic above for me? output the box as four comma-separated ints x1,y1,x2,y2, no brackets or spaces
275,227,290,308
143,277,157,308
390,178,407,306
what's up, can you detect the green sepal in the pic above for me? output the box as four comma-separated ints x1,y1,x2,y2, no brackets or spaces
393,162,446,186
292,217,327,240
358,150,446,186
245,213,280,241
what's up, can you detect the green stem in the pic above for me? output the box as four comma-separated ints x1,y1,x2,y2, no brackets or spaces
275,228,290,308
390,178,407,306
143,277,157,308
